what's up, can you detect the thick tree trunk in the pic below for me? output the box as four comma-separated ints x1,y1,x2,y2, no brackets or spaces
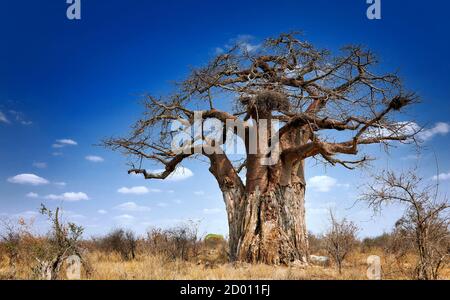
211,125,309,265
223,183,308,265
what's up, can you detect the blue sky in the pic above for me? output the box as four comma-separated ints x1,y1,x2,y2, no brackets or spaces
1,0,449,238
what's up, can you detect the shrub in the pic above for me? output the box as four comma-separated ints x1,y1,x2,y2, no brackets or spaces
146,221,200,261
308,232,326,255
361,233,394,253
0,218,23,278
94,228,137,260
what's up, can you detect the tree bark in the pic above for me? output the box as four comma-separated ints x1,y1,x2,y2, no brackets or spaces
223,183,308,265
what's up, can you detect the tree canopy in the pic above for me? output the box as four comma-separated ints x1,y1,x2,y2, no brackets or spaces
104,32,418,191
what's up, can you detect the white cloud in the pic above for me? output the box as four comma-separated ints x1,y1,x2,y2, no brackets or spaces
285,64,304,79
432,172,450,181
113,214,135,224
203,208,223,215
114,202,151,212
8,110,32,126
418,122,450,141
97,209,108,215
117,186,161,194
54,181,67,187
151,166,194,182
0,110,31,125
52,152,63,157
308,176,338,193
364,121,450,143
363,121,418,140
233,35,260,52
194,190,205,196
45,192,89,202
26,192,39,198
117,186,149,195
0,111,9,123
85,155,104,162
157,202,168,208
8,174,49,186
216,35,261,55
242,42,259,52
32,162,47,169
57,139,78,146
52,139,78,148
215,47,225,55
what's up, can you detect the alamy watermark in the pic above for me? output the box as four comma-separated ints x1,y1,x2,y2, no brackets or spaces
66,0,81,20
65,255,82,280
170,112,280,166
367,0,382,20
64,1,380,21
39,255,82,280
367,255,382,279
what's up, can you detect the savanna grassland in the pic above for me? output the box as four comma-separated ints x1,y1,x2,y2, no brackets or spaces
0,219,448,280
72,250,450,280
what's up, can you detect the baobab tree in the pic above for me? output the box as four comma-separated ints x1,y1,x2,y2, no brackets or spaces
104,33,418,265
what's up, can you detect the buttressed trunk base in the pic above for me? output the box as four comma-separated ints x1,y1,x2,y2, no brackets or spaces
224,183,308,265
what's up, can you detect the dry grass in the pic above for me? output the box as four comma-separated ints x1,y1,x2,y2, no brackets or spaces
2,248,448,280
89,251,450,280
1,219,448,280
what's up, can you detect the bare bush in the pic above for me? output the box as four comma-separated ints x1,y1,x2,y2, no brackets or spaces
94,228,138,260
361,233,394,253
308,232,326,255
0,218,23,278
146,221,200,261
363,170,450,280
324,211,359,274
1,206,89,280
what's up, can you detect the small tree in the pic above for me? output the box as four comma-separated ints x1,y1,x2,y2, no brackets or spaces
125,230,138,260
34,204,88,280
363,170,449,280
324,211,359,274
165,223,199,261
96,228,138,260
146,221,200,261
